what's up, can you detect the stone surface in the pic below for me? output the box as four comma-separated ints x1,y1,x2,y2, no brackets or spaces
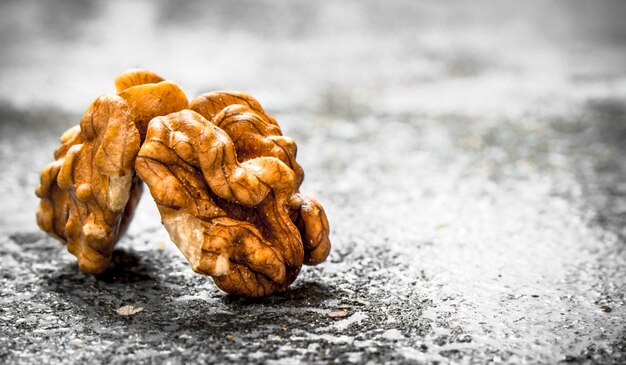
1,0,626,364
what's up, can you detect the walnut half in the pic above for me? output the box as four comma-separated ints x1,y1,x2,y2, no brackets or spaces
36,70,330,297
190,92,330,266
135,108,330,297
35,70,188,274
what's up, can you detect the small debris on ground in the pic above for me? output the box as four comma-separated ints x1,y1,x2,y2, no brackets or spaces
69,339,85,349
329,310,349,318
115,305,144,316
340,288,356,295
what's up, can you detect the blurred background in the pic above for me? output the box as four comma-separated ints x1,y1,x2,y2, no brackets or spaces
2,0,625,114
1,0,626,363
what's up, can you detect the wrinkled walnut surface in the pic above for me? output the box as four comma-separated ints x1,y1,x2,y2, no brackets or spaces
136,108,329,297
36,70,188,274
36,69,330,297
37,95,142,273
191,92,329,264
36,125,83,241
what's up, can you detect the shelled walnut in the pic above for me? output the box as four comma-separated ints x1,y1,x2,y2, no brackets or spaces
35,69,330,297
36,70,188,274
190,92,329,265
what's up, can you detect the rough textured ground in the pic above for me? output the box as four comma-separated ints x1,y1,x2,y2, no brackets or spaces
1,1,626,364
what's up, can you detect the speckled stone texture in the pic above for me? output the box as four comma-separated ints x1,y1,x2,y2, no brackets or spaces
1,1,626,364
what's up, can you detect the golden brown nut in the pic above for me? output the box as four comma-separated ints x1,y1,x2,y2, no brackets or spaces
190,91,278,126
288,193,331,265
36,69,189,274
53,95,143,274
36,70,330,295
191,93,330,266
118,80,189,138
136,110,312,296
212,104,330,264
211,104,303,186
35,125,83,241
114,69,165,93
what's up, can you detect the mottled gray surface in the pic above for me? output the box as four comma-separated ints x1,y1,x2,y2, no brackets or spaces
1,1,626,364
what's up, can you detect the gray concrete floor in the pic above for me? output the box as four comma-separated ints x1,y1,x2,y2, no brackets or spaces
1,1,626,363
